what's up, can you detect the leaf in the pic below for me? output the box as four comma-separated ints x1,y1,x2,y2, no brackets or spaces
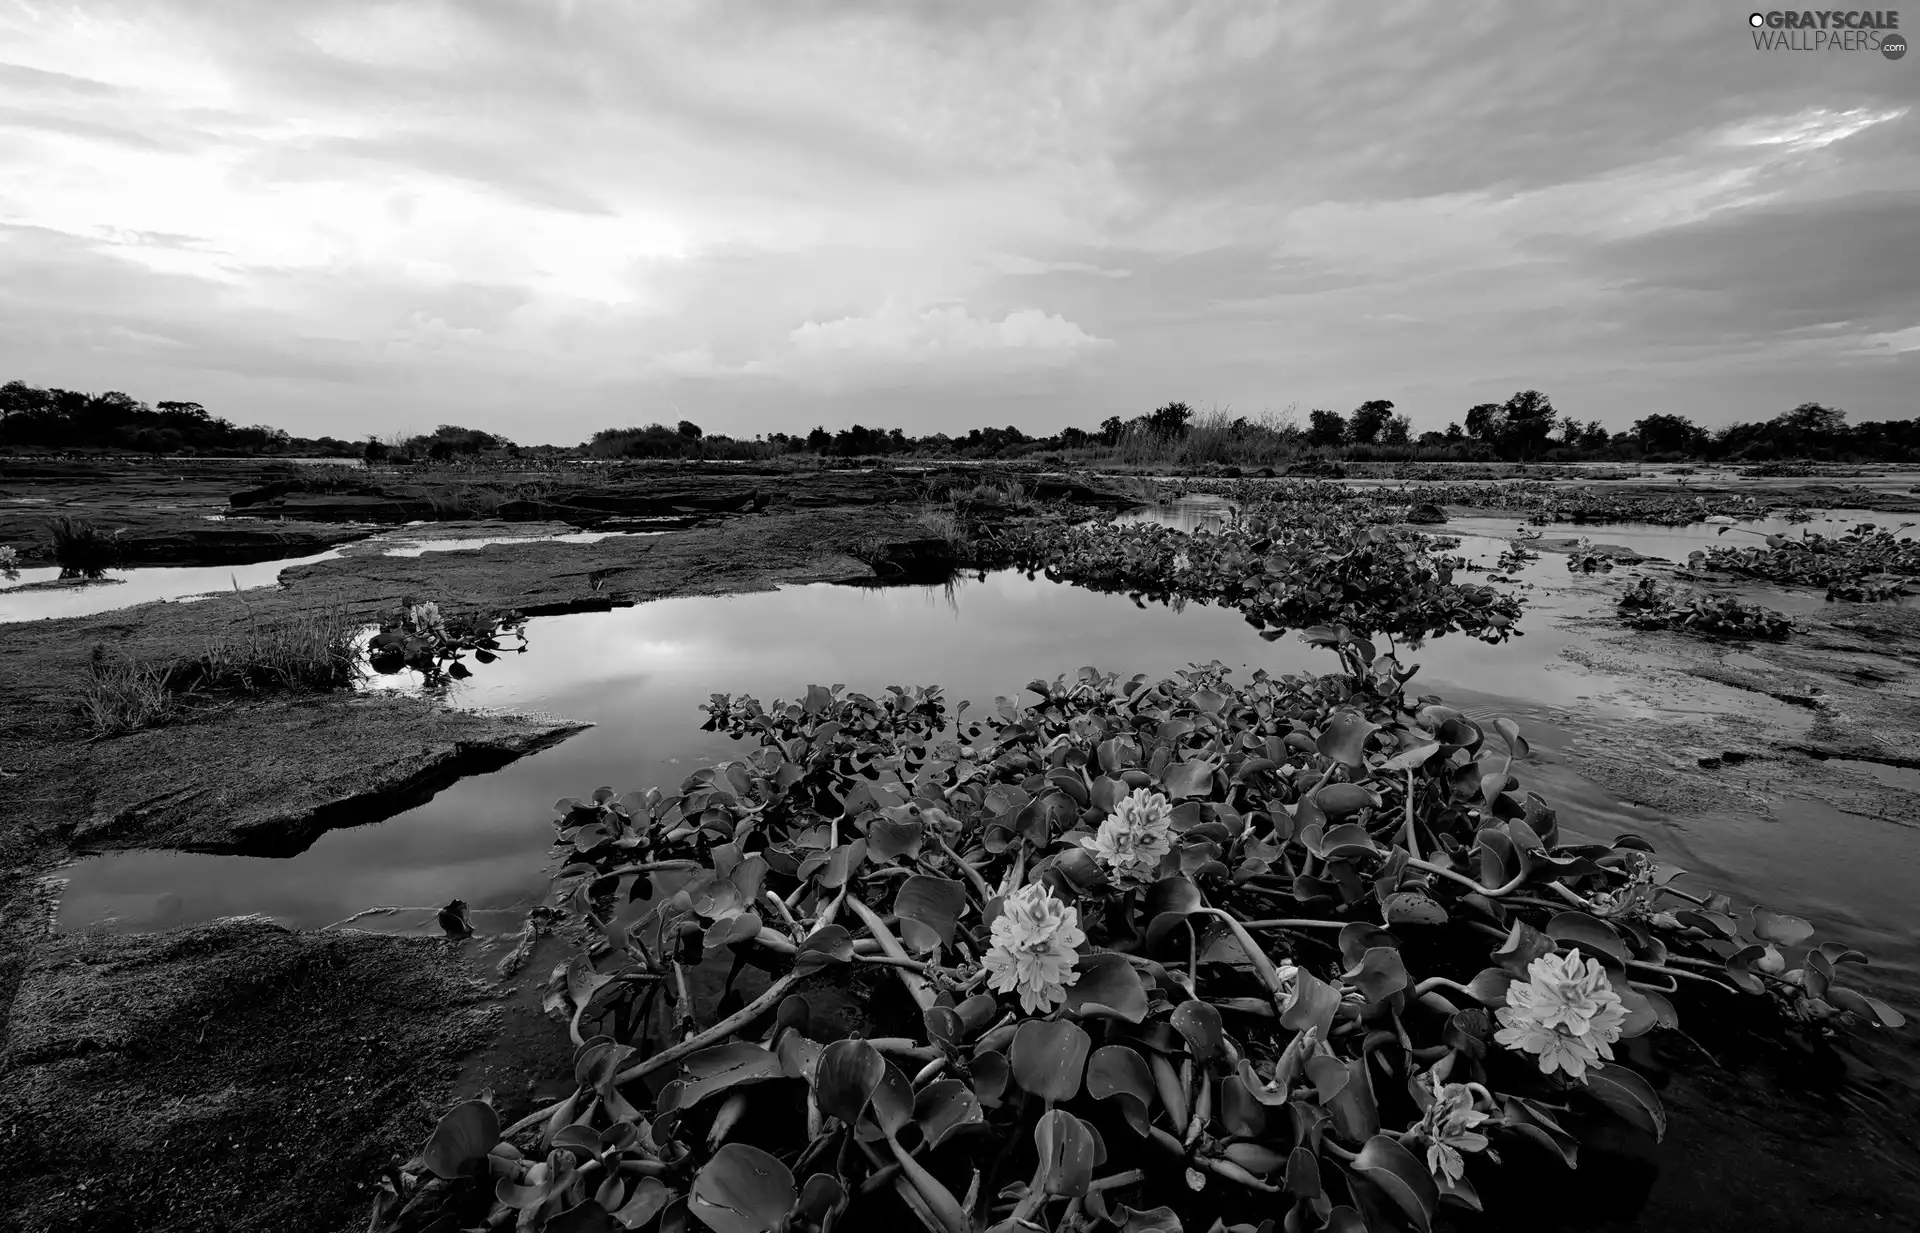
814,1039,885,1125
894,875,967,951
1545,912,1630,967
1170,1000,1226,1064
1586,1063,1666,1141
1219,1074,1267,1137
1313,783,1380,820
868,817,925,862
1317,710,1379,768
423,1099,499,1180
673,1042,782,1109
1383,891,1447,926
1493,717,1530,760
1344,947,1410,1004
1828,986,1908,1028
1352,1134,1438,1233
613,1177,669,1229
1062,952,1150,1023
1279,970,1342,1039
914,1079,984,1149
1162,759,1218,800
1144,876,1203,919
1382,741,1441,772
1086,1045,1155,1135
1033,1109,1099,1198
1751,905,1815,948
689,1143,797,1233
1492,920,1555,976
867,1062,916,1139
793,925,854,976
1010,1019,1091,1102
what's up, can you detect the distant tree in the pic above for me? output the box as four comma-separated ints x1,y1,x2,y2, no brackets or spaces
805,426,832,452
1148,401,1193,439
363,437,390,463
677,419,703,440
1099,415,1125,445
1499,390,1557,457
1307,409,1347,447
1463,403,1504,440
1417,430,1450,447
1444,421,1464,440
1631,413,1707,456
1775,402,1846,438
1577,420,1611,450
1348,399,1395,445
1380,413,1412,446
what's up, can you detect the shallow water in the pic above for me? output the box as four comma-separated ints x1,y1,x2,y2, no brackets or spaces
0,550,344,623
44,506,1920,1225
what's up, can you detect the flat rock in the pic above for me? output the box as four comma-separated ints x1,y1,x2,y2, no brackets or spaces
1,916,498,1233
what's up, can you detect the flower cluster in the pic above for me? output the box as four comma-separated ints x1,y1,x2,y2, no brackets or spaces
403,598,446,637
984,881,1085,1013
0,544,17,581
1493,948,1629,1081
1412,1071,1491,1183
1081,787,1174,888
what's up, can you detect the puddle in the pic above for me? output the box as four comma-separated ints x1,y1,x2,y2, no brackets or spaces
373,530,655,557
0,550,345,623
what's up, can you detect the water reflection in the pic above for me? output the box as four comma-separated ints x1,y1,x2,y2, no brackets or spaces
0,549,345,623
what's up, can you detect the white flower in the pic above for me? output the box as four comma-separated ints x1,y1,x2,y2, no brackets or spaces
406,600,445,636
1493,948,1629,1081
984,881,1085,1014
1413,1070,1490,1183
1080,787,1174,888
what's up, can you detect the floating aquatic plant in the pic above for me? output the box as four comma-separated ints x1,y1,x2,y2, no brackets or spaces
380,625,1904,1233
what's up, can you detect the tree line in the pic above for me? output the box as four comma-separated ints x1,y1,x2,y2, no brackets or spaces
4,377,1913,464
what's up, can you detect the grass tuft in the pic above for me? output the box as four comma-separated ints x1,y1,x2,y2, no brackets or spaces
47,516,122,578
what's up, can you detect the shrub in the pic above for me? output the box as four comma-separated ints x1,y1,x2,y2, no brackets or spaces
47,516,121,578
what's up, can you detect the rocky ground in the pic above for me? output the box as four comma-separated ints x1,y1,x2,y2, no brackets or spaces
0,461,1128,1232
3,459,1918,1230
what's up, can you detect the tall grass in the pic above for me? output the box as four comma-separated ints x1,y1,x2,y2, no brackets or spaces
47,516,122,578
77,591,363,735
79,648,181,736
915,505,972,555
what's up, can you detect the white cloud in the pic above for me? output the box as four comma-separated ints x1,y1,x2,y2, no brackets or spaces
780,302,1112,375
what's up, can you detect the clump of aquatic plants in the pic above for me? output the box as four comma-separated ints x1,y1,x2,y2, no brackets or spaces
0,543,18,580
1690,524,1920,600
379,630,1902,1233
367,595,528,682
1616,579,1793,640
996,520,1522,647
46,515,121,578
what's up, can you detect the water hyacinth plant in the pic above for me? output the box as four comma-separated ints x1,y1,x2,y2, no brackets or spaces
366,595,528,683
379,625,1905,1233
0,543,18,580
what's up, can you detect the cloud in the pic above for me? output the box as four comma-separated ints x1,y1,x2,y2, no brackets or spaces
0,1,1917,441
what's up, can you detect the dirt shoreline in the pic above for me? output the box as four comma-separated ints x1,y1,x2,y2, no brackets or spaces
0,467,1118,1232
4,464,1919,1230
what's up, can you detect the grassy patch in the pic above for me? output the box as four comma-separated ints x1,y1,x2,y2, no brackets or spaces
47,515,122,578
77,593,364,735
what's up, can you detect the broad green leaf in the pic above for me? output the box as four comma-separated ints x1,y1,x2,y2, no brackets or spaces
1352,1134,1438,1233
423,1100,499,1180
1011,1019,1091,1102
1586,1063,1666,1141
1063,952,1150,1023
690,1144,796,1233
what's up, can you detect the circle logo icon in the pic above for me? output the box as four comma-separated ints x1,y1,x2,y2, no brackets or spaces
1885,32,1908,59
1749,12,1765,27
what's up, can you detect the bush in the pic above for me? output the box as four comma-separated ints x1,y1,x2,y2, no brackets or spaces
47,516,121,578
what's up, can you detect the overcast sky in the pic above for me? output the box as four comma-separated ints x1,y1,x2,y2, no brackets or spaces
1,1,1916,445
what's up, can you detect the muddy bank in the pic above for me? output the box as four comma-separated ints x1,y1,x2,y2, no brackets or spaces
0,917,499,1233
2,458,1133,567
0,488,1084,1232
44,698,589,856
